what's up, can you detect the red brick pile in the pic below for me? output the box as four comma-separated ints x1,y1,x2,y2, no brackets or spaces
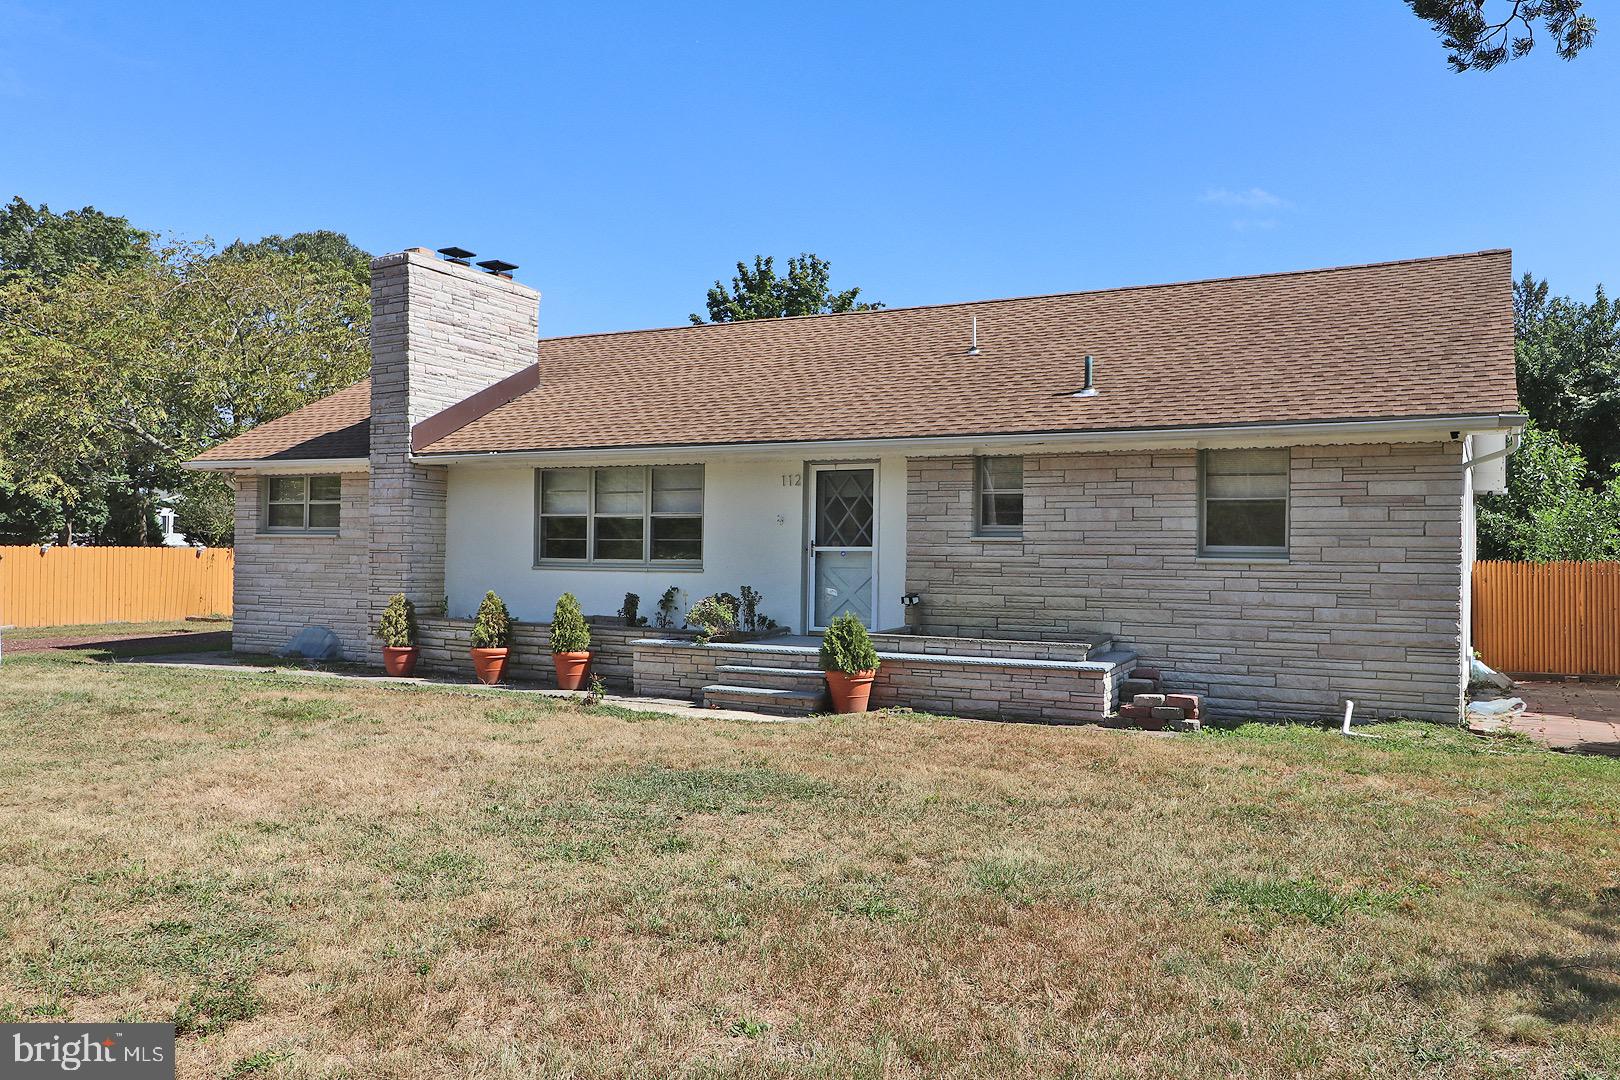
1117,667,1201,731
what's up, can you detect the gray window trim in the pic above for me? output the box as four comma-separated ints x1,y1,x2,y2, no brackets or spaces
974,455,1024,538
534,464,705,568
260,474,342,534
1197,448,1290,558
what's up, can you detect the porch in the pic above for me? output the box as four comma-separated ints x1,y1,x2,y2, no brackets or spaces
409,613,1133,724
631,633,1139,723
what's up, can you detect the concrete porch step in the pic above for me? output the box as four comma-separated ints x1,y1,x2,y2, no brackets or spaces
702,683,825,717
714,663,825,690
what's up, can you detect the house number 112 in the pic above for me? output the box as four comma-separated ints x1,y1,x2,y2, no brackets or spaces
781,473,801,487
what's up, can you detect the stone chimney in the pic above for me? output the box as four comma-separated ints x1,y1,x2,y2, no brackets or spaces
367,248,539,623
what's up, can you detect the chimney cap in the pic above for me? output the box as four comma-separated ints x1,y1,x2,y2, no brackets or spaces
437,246,476,264
477,259,518,277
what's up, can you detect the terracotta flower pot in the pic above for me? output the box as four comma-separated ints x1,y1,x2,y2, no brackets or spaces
825,669,877,714
553,651,591,691
382,645,419,677
470,647,509,685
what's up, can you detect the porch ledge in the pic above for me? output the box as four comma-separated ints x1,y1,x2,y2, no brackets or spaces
630,637,1138,674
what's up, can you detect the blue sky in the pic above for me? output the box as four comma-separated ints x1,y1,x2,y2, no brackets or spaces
1,1,1615,337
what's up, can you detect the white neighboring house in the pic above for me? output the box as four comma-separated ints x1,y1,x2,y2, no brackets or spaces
156,504,191,547
185,247,1523,724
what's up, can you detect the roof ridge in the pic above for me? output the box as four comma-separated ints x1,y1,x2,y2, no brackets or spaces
533,249,1512,346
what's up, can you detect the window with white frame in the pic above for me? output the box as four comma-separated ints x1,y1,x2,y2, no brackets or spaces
975,456,1024,537
263,475,341,531
536,465,704,564
1199,448,1289,556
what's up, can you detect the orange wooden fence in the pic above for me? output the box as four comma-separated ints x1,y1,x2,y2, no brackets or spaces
1472,560,1620,676
0,546,233,628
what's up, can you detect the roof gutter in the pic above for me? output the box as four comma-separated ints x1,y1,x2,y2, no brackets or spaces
411,412,1528,465
182,456,370,474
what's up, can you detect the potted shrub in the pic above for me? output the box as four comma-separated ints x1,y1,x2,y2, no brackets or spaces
550,592,592,690
377,592,419,676
819,611,881,713
469,590,512,684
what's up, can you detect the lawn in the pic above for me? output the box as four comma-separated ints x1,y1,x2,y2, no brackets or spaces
1,646,1618,1078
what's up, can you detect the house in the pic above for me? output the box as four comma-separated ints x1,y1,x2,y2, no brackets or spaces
186,247,1523,724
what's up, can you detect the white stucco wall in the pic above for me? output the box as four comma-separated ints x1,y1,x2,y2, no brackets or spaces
444,453,907,633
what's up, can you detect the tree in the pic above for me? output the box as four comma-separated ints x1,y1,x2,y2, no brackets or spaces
0,238,371,544
0,196,152,287
1409,0,1597,72
690,253,881,324
1514,273,1620,482
1477,423,1620,560
219,230,372,287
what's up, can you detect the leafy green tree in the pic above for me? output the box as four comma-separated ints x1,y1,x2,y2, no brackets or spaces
0,196,152,287
1514,273,1620,482
220,230,372,287
0,238,370,544
1409,0,1597,71
690,254,881,324
173,474,236,547
1478,423,1620,560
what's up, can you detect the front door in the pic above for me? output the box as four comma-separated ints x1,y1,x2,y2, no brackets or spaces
806,464,877,630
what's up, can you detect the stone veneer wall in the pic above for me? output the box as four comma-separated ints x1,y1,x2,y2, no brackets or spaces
367,250,539,652
231,472,372,657
631,639,1130,723
907,442,1467,722
416,617,692,690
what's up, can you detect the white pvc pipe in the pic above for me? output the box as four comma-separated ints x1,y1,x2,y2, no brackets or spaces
1341,698,1383,739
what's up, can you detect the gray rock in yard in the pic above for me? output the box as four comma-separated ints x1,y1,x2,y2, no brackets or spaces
280,625,343,660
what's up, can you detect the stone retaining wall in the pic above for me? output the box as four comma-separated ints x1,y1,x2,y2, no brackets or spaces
868,632,1098,663
631,638,1132,724
416,616,689,689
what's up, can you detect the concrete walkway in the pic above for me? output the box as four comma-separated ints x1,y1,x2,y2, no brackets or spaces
1475,678,1620,755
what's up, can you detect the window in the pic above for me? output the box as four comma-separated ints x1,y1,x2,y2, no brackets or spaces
536,465,704,564
1200,448,1289,556
975,456,1024,537
263,475,341,531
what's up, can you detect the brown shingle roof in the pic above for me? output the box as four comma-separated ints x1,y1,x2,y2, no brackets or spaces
422,250,1517,454
191,251,1519,465
191,378,370,462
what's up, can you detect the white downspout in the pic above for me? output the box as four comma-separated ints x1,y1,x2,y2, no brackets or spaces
1460,431,1522,473
1456,430,1521,722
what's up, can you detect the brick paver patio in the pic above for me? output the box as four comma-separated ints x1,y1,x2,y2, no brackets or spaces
1492,679,1620,755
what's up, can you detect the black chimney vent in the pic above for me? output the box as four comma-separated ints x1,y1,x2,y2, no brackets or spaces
477,259,518,278
437,246,475,265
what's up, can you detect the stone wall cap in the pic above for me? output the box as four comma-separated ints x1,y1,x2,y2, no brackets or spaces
630,636,1138,673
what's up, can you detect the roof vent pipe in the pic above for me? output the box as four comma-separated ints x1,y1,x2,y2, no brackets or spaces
966,315,980,356
1074,354,1098,398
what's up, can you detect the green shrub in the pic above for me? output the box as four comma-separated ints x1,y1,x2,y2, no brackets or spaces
550,592,591,653
619,592,647,627
655,586,681,629
686,593,738,645
819,612,879,674
738,585,777,632
377,592,418,648
470,591,512,649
